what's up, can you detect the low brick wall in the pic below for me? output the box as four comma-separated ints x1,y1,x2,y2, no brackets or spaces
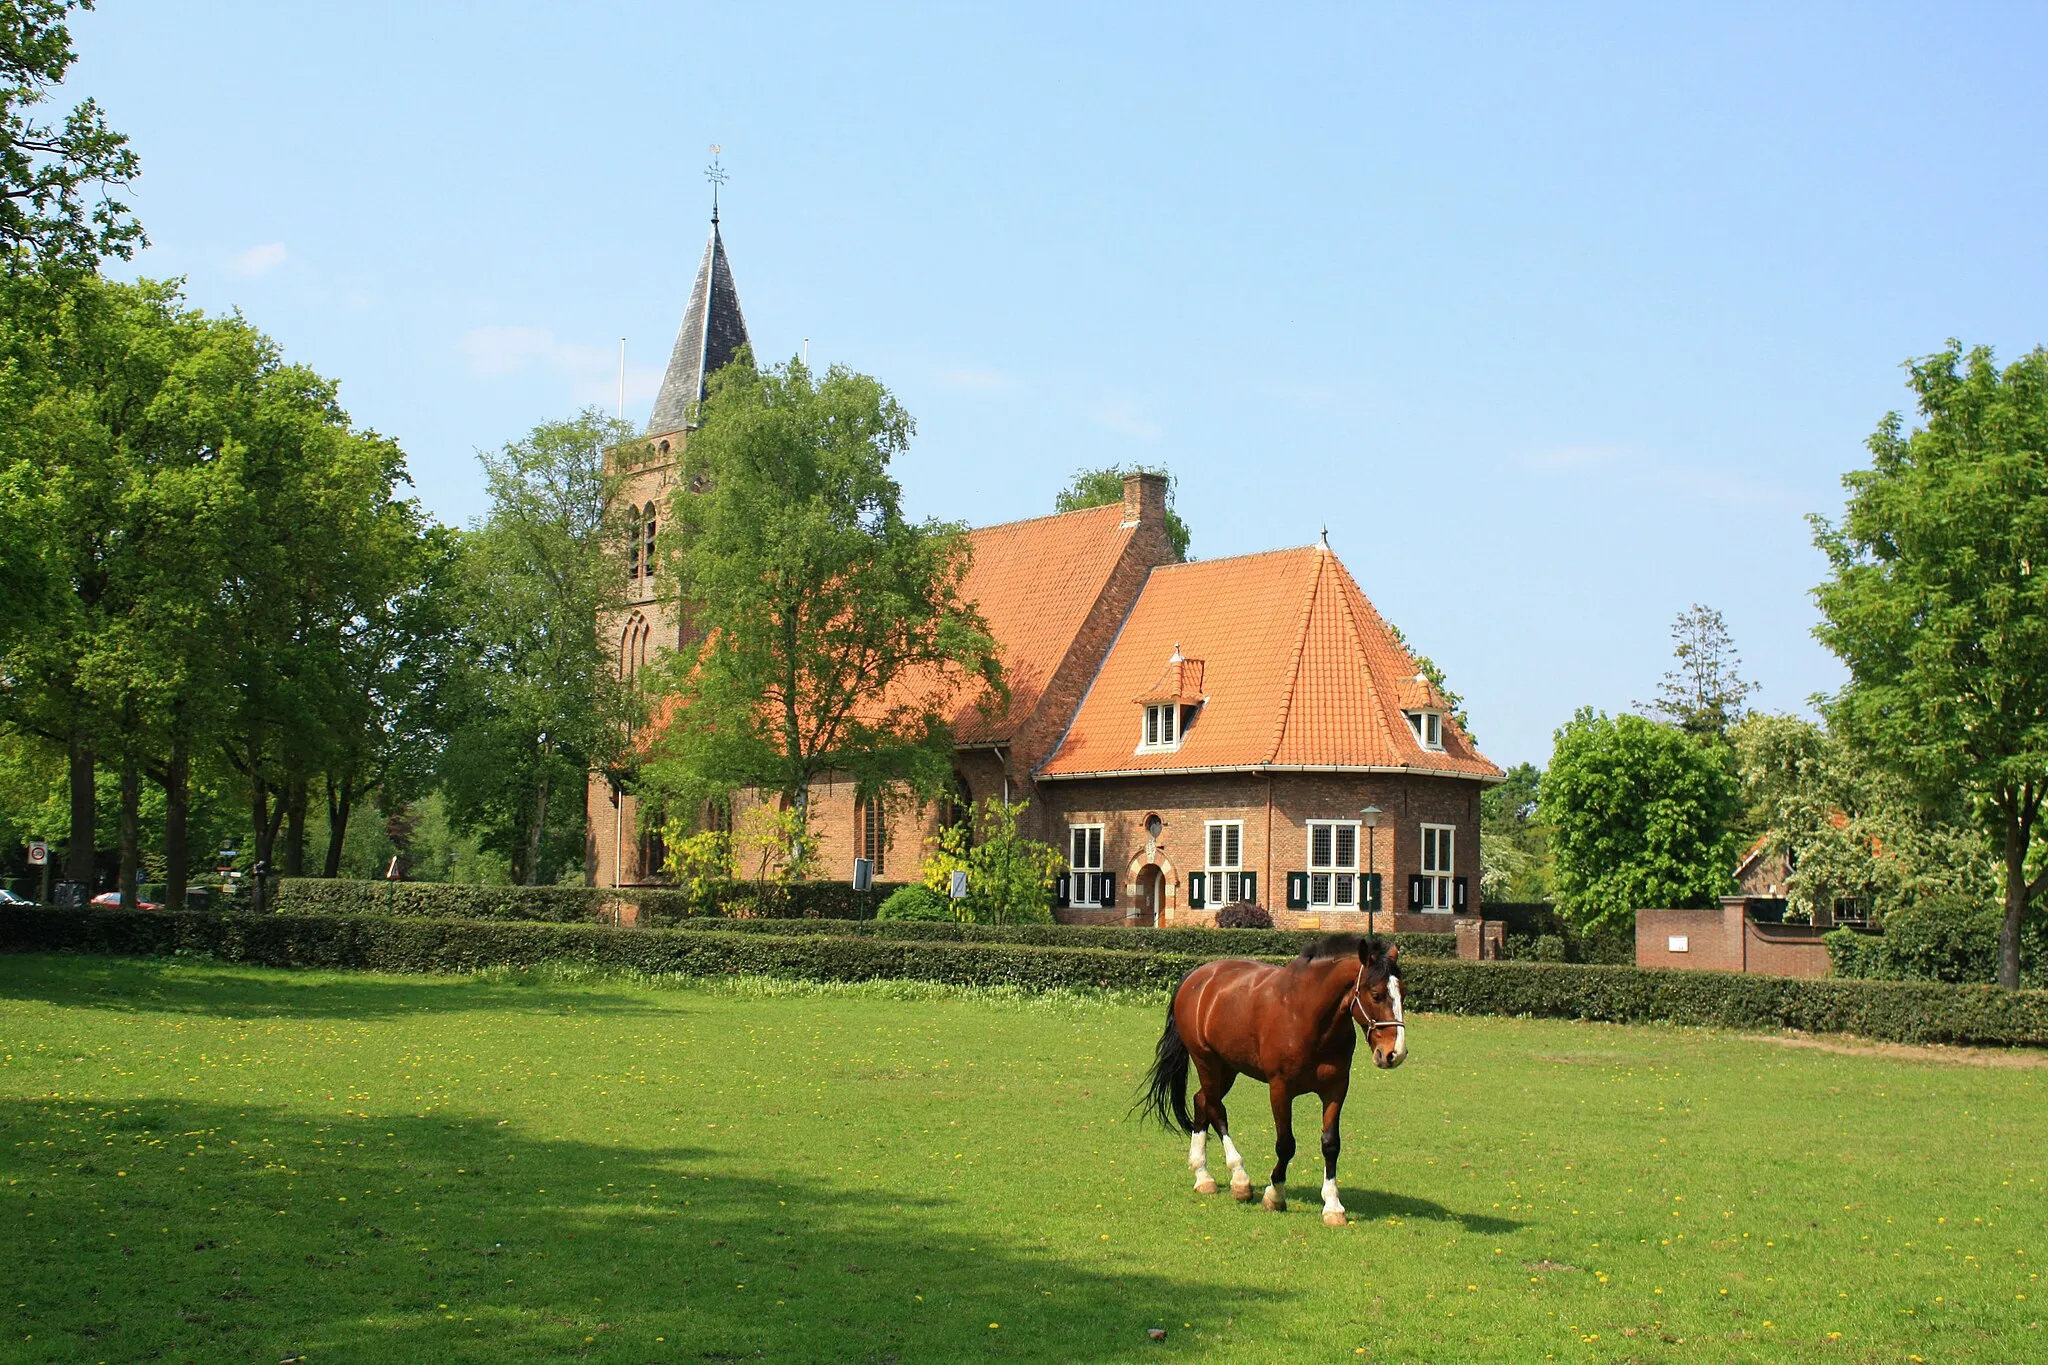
1637,900,1831,978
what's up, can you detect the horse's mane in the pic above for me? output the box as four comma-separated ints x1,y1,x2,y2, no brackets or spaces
1294,933,1395,976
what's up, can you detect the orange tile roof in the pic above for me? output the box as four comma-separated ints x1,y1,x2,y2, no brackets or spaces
927,502,1138,744
1037,543,1503,780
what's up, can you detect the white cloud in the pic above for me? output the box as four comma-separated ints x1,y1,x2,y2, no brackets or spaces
228,242,288,277
457,325,662,406
1091,398,1161,442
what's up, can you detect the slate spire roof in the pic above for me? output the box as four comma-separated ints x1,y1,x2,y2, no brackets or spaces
648,217,750,436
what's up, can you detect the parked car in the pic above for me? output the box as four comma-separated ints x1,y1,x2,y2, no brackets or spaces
0,888,33,907
89,890,164,911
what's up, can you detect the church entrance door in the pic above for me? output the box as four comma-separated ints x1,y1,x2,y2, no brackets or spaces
1133,864,1162,928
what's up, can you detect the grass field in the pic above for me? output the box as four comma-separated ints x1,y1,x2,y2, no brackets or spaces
1,956,2043,1363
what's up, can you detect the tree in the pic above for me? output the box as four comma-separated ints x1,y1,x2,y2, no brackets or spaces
650,357,1003,838
1386,622,1471,739
1479,761,1550,901
1639,604,1757,738
1812,341,2048,988
1541,709,1738,933
441,410,637,885
916,798,1062,925
1055,464,1191,561
1,1,143,271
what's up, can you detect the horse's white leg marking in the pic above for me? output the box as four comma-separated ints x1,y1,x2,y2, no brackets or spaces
1190,1130,1217,1191
1221,1133,1249,1189
1388,977,1408,1065
1321,1177,1345,1224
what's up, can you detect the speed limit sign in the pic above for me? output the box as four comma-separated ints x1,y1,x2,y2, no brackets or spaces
27,839,47,867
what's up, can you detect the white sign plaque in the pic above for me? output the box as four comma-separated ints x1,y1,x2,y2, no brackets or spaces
1667,935,1689,953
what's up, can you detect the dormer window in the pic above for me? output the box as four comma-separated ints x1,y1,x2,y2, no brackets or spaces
1405,709,1444,751
1142,702,1181,750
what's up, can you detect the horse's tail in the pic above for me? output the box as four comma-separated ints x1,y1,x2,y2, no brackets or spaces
1136,986,1196,1135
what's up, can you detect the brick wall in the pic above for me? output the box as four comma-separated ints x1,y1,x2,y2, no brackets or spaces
1636,905,1746,973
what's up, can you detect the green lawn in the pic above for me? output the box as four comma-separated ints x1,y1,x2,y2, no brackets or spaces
0,956,2042,1363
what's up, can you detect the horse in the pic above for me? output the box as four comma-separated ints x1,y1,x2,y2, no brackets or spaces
1137,934,1406,1227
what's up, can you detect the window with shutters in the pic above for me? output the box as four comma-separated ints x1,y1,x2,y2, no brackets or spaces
1418,824,1455,910
855,796,886,877
1205,820,1245,904
1307,820,1360,907
1068,824,1105,906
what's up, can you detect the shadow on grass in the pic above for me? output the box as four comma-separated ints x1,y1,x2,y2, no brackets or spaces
1342,1189,1523,1235
4,1096,1277,1363
0,954,679,1023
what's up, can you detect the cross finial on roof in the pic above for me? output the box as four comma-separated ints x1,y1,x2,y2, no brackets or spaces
1170,642,1184,663
706,144,728,223
1318,525,1330,551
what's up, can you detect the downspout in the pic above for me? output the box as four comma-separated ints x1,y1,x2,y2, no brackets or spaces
1265,774,1275,912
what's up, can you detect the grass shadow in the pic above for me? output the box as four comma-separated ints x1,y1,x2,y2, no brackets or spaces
1341,1189,1524,1235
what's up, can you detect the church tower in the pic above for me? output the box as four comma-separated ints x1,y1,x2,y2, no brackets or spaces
588,211,751,890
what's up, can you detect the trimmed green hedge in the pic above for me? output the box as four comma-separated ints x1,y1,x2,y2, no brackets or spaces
8,907,2048,1047
665,916,1460,958
272,877,904,923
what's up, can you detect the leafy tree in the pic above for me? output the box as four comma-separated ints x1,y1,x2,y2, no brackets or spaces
1385,622,1470,739
1054,464,1191,561
1479,760,1550,901
1812,341,2048,987
1639,604,1757,738
441,410,637,884
650,357,1003,839
917,798,1061,925
1541,709,1739,933
1,1,143,271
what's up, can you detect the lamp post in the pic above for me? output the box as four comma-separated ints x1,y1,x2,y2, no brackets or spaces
1359,806,1382,937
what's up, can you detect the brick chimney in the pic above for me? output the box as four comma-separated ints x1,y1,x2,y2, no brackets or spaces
1121,470,1167,527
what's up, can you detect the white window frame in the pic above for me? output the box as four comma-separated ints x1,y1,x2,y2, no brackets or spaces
1068,824,1105,907
1418,823,1455,912
1306,819,1361,908
1205,820,1245,905
1138,703,1182,753
1405,710,1445,751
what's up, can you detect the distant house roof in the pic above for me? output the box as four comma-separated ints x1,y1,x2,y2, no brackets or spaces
648,219,750,437
1037,543,1503,781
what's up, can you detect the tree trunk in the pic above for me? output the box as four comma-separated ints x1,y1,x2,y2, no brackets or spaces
2001,805,2028,990
163,741,190,912
323,776,353,879
524,771,551,886
66,733,97,889
283,777,308,878
118,756,141,909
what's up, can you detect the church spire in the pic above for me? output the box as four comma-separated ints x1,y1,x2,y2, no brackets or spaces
647,213,750,437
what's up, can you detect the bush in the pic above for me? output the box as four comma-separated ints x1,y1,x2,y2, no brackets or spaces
876,885,952,922
669,916,1457,959
1825,897,2028,986
1214,901,1273,930
272,877,903,924
7,907,2048,1047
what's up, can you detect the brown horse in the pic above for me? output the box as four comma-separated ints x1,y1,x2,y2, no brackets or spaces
1138,935,1405,1226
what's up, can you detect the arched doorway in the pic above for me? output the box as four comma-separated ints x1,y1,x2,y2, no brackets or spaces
1133,864,1163,927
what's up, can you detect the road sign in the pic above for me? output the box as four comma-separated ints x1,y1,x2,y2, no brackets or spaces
27,839,47,867
949,869,969,900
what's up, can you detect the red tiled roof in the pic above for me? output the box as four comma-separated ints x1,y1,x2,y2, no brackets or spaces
921,503,1138,745
1037,543,1502,780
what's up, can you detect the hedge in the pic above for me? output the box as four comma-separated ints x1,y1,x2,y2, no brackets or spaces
272,877,905,923
663,916,1459,959
7,907,2048,1047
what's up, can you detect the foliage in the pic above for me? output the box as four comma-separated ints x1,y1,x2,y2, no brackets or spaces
649,356,1003,835
917,798,1062,925
731,802,816,895
1826,898,2043,988
1542,710,1738,932
439,410,638,885
271,874,897,924
1213,901,1273,930
875,883,951,922
0,0,142,272
1638,604,1757,738
1052,464,1191,560
1384,622,1470,738
663,829,735,902
1730,712,1999,924
1812,341,2048,987
1479,761,1550,901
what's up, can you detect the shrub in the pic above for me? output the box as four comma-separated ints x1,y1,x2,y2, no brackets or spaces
669,916,1457,958
918,799,1062,925
876,884,952,922
7,907,2048,1047
1214,901,1273,930
1825,896,2028,986
272,877,901,924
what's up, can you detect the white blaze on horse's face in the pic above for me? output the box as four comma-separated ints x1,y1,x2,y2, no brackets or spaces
1371,975,1407,1068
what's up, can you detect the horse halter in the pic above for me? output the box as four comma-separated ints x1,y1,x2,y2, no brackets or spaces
1346,961,1403,1040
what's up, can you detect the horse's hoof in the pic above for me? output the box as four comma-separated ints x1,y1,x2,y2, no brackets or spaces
1262,1186,1286,1212
1322,1210,1348,1227
1195,1177,1219,1195
1231,1181,1254,1202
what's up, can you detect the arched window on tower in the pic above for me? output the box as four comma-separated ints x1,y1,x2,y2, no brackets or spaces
620,611,650,681
643,502,658,579
855,793,887,878
627,524,641,580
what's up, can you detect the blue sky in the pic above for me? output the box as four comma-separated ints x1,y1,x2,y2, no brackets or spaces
74,2,2048,768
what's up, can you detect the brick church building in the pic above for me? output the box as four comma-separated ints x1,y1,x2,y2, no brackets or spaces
588,218,1504,928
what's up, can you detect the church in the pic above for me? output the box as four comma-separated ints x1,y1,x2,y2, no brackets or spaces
586,216,1504,930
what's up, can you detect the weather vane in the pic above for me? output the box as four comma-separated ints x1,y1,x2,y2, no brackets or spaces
706,144,728,222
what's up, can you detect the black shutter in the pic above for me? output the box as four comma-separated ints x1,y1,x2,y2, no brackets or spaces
1409,875,1427,910
1187,872,1205,909
1362,872,1381,912
1101,874,1116,909
1054,873,1069,908
1286,871,1308,909
1241,871,1257,906
1453,876,1469,911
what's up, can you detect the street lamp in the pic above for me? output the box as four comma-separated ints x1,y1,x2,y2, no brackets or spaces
1358,806,1382,937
